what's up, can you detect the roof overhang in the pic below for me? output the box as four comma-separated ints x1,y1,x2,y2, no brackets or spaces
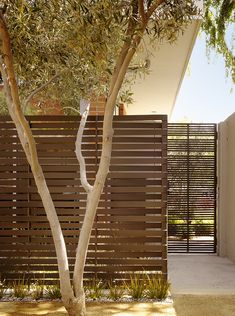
125,19,201,117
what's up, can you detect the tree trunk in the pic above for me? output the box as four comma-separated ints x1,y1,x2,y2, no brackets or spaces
64,289,86,316
73,44,137,294
0,11,76,311
73,126,113,294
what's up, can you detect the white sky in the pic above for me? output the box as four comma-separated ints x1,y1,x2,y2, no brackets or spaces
170,33,235,123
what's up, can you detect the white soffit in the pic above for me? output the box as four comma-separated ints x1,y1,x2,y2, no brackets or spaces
126,20,201,116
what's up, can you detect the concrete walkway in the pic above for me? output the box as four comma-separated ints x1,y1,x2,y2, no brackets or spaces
168,254,235,295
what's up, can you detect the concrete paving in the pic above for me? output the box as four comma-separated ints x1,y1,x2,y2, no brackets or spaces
168,254,235,295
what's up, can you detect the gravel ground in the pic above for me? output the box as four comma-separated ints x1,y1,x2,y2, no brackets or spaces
0,291,173,303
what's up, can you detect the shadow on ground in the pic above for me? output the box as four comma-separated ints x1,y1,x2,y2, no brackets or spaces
2,295,235,316
173,294,235,316
0,301,176,316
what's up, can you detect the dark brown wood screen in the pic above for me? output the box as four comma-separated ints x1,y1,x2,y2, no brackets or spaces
0,115,167,284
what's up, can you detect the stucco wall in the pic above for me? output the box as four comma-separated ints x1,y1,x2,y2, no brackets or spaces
218,113,235,262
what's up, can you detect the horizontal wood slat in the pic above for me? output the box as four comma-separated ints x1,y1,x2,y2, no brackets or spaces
0,115,167,284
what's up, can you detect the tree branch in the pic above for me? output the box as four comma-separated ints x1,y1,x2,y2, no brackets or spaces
138,0,147,24
75,102,93,193
146,0,165,19
63,106,80,114
0,12,35,165
23,73,60,113
109,0,138,93
109,0,158,95
0,56,13,109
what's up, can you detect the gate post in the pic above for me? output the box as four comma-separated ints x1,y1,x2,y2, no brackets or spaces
218,113,235,262
217,121,228,257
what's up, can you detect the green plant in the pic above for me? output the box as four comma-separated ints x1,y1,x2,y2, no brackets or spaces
126,273,146,300
45,284,61,299
107,281,125,301
31,281,44,300
86,278,105,300
145,274,170,300
168,217,195,239
0,280,6,299
192,219,214,236
12,277,28,299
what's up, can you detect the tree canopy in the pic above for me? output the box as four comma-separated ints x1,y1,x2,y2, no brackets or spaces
202,0,235,83
1,0,197,114
3,0,125,113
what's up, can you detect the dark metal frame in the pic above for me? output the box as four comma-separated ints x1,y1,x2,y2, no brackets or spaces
167,123,217,253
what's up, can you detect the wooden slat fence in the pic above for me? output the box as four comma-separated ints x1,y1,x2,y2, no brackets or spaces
0,115,167,284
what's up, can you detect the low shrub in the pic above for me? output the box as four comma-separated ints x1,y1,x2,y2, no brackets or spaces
107,281,125,300
45,284,61,299
11,278,29,299
31,281,44,300
145,274,170,300
126,273,146,299
85,278,105,300
0,280,6,299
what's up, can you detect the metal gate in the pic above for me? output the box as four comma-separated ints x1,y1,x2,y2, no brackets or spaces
167,123,217,253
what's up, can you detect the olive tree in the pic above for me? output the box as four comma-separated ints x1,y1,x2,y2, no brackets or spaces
0,1,197,315
202,0,235,82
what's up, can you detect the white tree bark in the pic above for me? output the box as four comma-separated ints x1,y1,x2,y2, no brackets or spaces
73,44,138,295
75,103,93,194
0,13,83,316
